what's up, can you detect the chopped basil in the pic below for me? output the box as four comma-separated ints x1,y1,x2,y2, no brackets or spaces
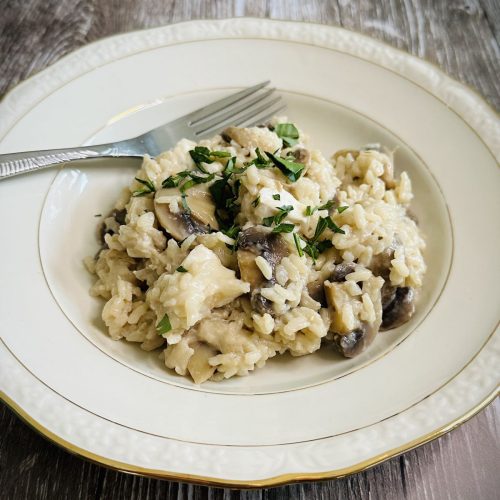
262,215,275,227
179,173,215,193
272,223,295,233
275,123,300,147
266,152,305,182
303,242,319,261
209,150,231,158
189,146,230,174
208,178,228,208
251,195,260,207
272,194,281,200
132,177,155,197
301,216,343,263
312,217,329,241
156,314,172,335
222,224,240,240
223,156,237,176
247,148,272,169
325,217,345,234
162,171,190,188
304,200,334,216
263,205,293,227
319,200,335,211
176,266,188,273
222,224,240,252
94,214,102,217
209,177,240,231
337,206,349,213
316,240,333,253
293,232,304,257
180,193,190,213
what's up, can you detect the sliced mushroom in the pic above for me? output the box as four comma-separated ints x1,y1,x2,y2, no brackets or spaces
237,225,289,315
187,342,218,384
154,186,218,241
292,148,310,165
332,321,377,358
331,262,356,282
306,280,326,306
381,286,415,330
370,246,395,280
306,262,356,306
99,208,127,243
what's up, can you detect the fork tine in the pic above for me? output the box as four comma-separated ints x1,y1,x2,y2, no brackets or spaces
195,96,283,137
192,88,276,135
238,103,288,129
186,81,270,125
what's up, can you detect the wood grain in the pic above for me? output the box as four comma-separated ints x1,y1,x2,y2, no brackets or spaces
0,0,499,498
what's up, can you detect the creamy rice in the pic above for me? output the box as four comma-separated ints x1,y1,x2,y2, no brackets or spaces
86,118,426,383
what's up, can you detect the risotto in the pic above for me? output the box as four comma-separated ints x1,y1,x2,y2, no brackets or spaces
85,119,426,384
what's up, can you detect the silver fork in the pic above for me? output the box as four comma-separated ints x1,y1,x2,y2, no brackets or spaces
0,81,285,180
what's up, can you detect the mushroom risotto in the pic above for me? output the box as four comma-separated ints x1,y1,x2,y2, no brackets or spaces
85,119,426,384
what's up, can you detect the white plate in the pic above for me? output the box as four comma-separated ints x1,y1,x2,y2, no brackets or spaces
0,19,498,486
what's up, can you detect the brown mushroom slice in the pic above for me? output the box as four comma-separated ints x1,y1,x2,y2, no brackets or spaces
332,321,378,358
237,225,289,315
306,262,356,307
154,186,218,241
187,342,218,384
381,287,415,330
292,148,311,165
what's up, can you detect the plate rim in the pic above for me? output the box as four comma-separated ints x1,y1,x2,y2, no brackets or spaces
2,390,497,488
0,17,498,486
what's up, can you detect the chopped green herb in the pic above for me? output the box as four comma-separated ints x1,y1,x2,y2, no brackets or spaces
272,194,281,200
223,156,237,176
337,206,349,213
316,240,333,253
318,200,335,211
209,177,241,231
275,123,300,147
272,223,295,233
209,150,231,158
179,173,215,193
162,171,190,188
222,224,240,252
247,148,272,169
301,215,343,263
303,242,319,261
263,205,294,227
266,152,305,182
262,215,275,227
132,177,155,197
325,217,345,234
305,200,335,216
293,232,304,257
176,266,188,273
156,314,172,335
94,214,102,217
312,217,329,241
222,224,240,240
180,193,190,213
251,196,260,207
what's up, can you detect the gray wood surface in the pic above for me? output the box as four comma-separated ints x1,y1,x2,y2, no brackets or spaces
0,1,499,499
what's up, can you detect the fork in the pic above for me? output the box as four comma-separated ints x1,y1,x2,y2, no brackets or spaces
0,81,285,180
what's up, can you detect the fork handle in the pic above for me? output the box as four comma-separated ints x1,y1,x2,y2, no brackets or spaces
0,141,145,180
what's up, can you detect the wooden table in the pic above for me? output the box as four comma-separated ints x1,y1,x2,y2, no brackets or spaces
1,1,498,498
